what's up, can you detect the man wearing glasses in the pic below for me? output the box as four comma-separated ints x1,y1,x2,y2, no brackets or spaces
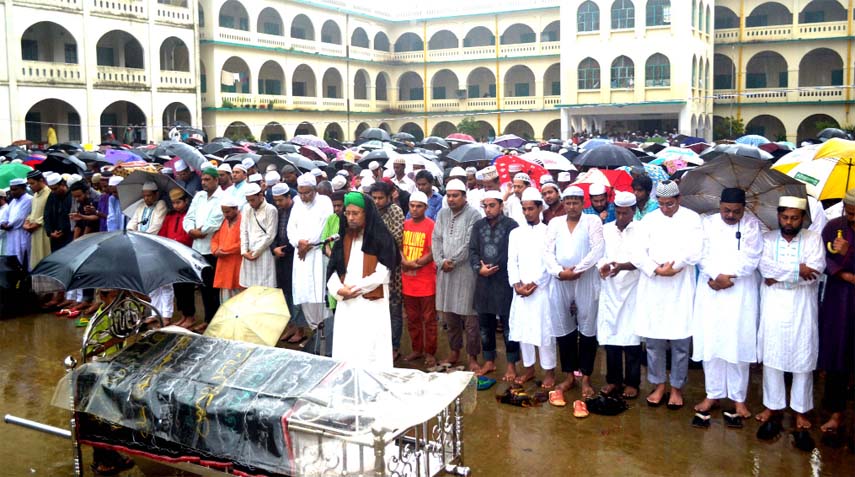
631,180,703,411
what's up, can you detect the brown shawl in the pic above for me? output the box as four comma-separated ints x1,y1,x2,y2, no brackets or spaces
341,232,384,300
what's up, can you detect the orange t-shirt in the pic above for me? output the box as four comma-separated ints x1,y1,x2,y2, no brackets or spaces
402,217,437,297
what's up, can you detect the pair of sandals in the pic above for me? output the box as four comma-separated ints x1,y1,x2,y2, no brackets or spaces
55,308,81,318
692,410,746,429
756,415,816,451
546,390,589,418
647,391,684,410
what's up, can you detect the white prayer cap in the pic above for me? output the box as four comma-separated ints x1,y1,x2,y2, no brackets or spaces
513,172,531,184
359,169,373,178
383,168,395,178
174,159,188,172
409,190,428,204
199,161,214,171
778,196,807,210
310,168,323,177
248,173,263,183
483,190,504,202
465,167,477,175
475,171,485,181
45,173,61,186
521,187,543,203
0,189,5,197
540,175,556,185
508,163,523,173
656,180,680,198
368,161,380,171
142,181,158,191
336,169,349,177
614,191,637,207
331,175,347,191
480,166,499,181
360,177,375,192
271,183,290,196
446,179,466,192
9,178,26,187
562,186,585,198
265,171,281,185
392,156,407,165
449,166,466,178
221,195,240,208
589,183,607,196
217,163,232,173
232,164,247,173
558,172,572,182
541,182,560,192
243,183,262,196
108,176,124,187
241,158,255,170
297,172,316,187
266,164,278,172
66,174,83,187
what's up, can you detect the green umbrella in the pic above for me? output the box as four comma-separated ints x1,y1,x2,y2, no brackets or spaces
0,163,32,188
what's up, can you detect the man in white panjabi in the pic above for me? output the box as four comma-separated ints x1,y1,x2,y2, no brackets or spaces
597,191,643,400
507,188,556,385
632,180,703,410
127,181,172,319
503,172,530,226
691,188,763,428
288,172,334,330
755,196,825,446
545,185,604,401
239,183,278,288
328,192,397,369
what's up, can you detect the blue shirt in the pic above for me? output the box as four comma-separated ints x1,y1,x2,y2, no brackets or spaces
634,197,659,221
408,192,443,221
106,195,125,232
583,202,615,224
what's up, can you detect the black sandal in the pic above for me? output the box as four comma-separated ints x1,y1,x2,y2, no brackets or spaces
647,391,668,408
692,411,711,429
757,418,782,441
793,430,816,452
723,410,744,429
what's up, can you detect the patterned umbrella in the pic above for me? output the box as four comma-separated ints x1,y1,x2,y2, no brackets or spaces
494,155,549,188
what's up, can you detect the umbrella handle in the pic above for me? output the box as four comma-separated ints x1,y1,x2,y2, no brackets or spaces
827,229,843,254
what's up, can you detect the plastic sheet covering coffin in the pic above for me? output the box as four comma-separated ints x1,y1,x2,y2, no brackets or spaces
63,331,473,476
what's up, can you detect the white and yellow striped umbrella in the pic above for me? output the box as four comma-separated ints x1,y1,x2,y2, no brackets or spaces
771,139,855,200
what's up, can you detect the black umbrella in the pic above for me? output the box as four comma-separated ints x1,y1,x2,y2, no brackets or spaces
76,151,108,164
446,143,503,164
272,143,298,154
47,142,82,154
818,127,849,142
0,146,29,161
419,136,450,151
359,128,392,142
392,132,415,142
31,231,208,294
257,153,316,173
201,142,230,155
99,140,124,148
152,140,208,170
573,144,643,169
700,143,774,161
224,152,261,166
116,170,190,217
36,152,87,174
357,149,392,168
643,143,667,154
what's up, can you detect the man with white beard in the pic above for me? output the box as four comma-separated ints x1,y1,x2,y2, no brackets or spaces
691,188,762,429
632,180,703,410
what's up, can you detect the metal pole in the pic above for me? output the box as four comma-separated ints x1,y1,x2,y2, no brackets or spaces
3,415,72,439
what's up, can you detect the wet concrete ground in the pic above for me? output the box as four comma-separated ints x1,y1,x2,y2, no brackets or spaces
2,312,854,476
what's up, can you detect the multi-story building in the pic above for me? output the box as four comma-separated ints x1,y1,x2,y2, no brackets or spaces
713,0,854,143
0,1,849,145
0,0,198,146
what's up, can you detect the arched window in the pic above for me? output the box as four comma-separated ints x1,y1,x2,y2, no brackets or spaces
611,56,635,88
578,58,600,90
645,53,670,87
578,1,600,32
647,0,671,27
611,0,635,30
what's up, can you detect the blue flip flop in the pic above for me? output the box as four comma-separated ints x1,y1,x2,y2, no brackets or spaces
477,376,497,391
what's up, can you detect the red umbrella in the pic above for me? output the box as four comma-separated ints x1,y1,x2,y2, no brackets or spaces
446,133,475,143
494,155,549,189
685,142,712,154
572,169,633,207
23,159,44,168
300,145,327,162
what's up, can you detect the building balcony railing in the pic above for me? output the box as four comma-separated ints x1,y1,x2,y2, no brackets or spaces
715,20,849,44
19,60,83,85
320,98,347,111
205,94,561,112
91,0,147,19
350,46,392,62
352,99,372,111
95,65,148,88
154,3,192,26
158,70,194,89
713,87,846,105
16,0,81,10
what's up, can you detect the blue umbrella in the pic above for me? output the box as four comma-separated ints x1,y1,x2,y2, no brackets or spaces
579,138,611,150
735,134,771,147
492,134,526,149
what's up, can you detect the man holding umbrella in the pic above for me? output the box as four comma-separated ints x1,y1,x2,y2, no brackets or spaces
174,160,202,197
691,188,763,428
43,173,73,252
128,181,172,319
183,168,225,323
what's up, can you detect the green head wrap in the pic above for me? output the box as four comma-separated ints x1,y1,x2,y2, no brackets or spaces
201,167,219,178
344,191,365,209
